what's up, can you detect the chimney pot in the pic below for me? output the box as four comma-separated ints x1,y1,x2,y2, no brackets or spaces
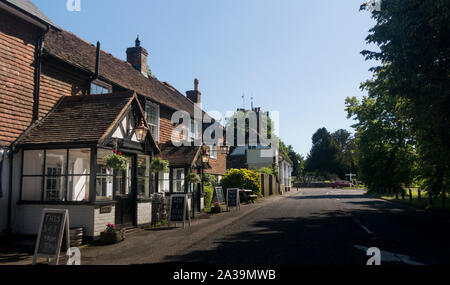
186,78,201,104
126,36,148,77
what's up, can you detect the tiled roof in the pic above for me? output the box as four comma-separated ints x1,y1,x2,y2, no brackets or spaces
160,143,202,168
17,92,135,146
3,0,54,25
43,29,207,119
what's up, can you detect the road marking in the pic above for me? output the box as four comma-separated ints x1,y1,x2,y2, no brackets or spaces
351,216,374,235
354,245,424,265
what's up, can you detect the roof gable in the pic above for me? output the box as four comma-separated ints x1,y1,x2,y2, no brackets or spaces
15,92,154,147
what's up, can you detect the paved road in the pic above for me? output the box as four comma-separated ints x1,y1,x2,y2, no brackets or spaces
82,188,450,265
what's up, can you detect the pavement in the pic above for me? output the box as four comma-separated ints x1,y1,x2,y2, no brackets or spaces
2,188,450,265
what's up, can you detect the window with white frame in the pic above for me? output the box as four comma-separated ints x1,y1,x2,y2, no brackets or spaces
189,121,195,142
210,144,218,160
158,171,170,193
22,149,91,202
145,101,160,142
173,168,185,193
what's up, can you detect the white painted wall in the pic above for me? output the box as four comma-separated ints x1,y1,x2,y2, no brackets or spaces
13,204,115,239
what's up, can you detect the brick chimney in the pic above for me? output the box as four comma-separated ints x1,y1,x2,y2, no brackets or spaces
186,78,201,104
126,35,148,77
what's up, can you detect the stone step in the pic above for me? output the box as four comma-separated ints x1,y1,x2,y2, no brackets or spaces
123,227,144,236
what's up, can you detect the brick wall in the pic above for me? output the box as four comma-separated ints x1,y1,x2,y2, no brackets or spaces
205,148,227,176
93,206,115,238
137,201,152,226
0,10,40,147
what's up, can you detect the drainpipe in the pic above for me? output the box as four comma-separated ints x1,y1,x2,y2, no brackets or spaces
32,26,49,122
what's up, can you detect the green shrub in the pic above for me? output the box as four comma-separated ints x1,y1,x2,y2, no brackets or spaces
204,184,214,211
221,169,262,197
203,173,218,186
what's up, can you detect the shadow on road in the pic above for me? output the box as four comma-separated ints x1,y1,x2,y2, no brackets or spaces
162,196,450,265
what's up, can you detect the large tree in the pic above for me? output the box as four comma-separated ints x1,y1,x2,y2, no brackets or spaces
346,93,416,193
361,0,450,196
305,128,340,178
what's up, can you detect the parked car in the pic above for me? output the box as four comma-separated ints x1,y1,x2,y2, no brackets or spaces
332,180,354,189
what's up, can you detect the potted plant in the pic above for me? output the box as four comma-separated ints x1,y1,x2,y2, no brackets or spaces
104,149,127,170
186,172,201,184
210,202,222,214
150,157,170,173
100,224,124,244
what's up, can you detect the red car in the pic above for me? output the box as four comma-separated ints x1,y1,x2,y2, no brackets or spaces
332,180,354,189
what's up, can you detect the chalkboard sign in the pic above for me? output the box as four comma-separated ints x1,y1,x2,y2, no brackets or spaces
33,209,70,265
227,188,240,211
215,187,225,204
169,195,191,229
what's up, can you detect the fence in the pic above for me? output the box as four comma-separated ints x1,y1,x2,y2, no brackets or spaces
260,173,281,197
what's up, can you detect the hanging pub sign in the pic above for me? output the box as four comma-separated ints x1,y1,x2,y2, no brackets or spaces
215,187,225,204
227,188,240,211
32,209,70,265
168,194,191,229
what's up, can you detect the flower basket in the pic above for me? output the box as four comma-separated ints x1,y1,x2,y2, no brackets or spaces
100,231,124,244
100,224,124,244
210,203,222,214
104,151,127,170
150,157,170,173
186,173,201,184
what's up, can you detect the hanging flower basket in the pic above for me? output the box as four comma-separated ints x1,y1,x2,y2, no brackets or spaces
104,150,127,170
150,157,170,173
186,172,201,184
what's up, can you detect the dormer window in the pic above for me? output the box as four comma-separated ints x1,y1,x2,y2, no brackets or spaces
90,80,111,95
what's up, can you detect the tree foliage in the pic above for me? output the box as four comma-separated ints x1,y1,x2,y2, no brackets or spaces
360,0,450,195
346,94,416,193
305,128,357,179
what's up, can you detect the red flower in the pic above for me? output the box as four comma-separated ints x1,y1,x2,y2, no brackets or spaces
118,152,122,155
113,149,117,153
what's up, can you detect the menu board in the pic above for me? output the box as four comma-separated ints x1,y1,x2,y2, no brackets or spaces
169,195,186,222
227,188,240,210
169,195,191,229
33,209,70,265
215,187,225,204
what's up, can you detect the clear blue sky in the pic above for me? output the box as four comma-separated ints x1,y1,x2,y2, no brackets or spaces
33,0,377,157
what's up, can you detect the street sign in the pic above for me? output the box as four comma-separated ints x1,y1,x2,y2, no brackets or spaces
168,194,191,229
215,187,225,204
32,209,70,265
227,188,240,211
